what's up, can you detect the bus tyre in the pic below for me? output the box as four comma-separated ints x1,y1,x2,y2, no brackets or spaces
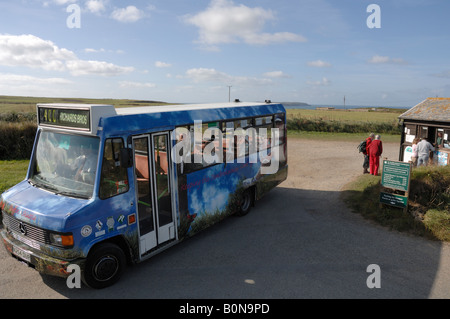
237,188,253,216
82,243,126,289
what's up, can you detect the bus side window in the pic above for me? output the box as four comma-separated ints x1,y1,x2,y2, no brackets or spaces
99,138,130,199
234,118,254,158
255,116,272,151
274,113,286,146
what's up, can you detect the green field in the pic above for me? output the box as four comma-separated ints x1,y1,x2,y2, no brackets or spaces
0,95,170,113
1,95,405,125
288,131,401,143
286,108,404,124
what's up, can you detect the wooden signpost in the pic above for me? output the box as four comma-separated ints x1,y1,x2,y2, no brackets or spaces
379,159,412,213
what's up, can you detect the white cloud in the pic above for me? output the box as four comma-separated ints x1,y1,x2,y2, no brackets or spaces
0,73,72,85
84,48,105,53
368,55,407,65
66,60,134,76
0,34,134,77
185,68,272,86
85,0,107,13
42,0,77,7
52,0,77,5
307,60,332,68
119,81,156,88
0,73,74,97
307,77,331,86
84,47,125,54
0,34,75,71
263,71,291,78
155,61,172,68
186,68,231,83
111,6,144,23
184,0,306,48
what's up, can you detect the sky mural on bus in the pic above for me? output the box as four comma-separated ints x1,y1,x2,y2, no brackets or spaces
181,161,260,231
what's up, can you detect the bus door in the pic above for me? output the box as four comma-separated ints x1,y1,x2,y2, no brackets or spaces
132,132,176,256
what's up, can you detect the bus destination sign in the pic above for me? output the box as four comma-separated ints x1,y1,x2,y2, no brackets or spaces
38,107,91,130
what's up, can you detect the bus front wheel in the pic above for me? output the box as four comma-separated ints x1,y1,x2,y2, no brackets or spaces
82,243,126,289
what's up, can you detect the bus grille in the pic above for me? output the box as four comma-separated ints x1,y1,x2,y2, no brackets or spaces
2,212,49,248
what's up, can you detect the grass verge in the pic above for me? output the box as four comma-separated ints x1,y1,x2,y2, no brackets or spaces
0,160,29,224
342,165,450,241
0,160,29,194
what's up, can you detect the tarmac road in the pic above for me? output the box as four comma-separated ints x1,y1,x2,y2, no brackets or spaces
1,137,450,299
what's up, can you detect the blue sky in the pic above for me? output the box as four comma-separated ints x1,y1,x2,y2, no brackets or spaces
0,0,449,107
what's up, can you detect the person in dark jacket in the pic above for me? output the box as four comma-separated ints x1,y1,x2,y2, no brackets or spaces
368,135,383,175
363,133,375,174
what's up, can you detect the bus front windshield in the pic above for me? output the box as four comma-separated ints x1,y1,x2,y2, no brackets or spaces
29,130,100,199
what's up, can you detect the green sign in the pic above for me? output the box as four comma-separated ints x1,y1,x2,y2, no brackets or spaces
381,160,411,192
38,107,91,130
380,192,408,209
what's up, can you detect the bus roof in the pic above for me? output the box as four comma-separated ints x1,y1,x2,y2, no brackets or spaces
114,101,279,115
37,101,285,136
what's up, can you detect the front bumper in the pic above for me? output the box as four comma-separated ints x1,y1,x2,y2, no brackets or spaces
1,229,81,278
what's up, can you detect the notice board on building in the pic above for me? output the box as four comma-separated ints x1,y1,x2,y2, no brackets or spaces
380,159,412,210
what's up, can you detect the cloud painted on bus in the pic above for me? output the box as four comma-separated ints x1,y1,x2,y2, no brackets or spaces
180,162,260,233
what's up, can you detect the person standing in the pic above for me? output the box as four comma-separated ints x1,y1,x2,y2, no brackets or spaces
368,135,383,175
416,137,435,166
436,132,444,148
363,133,375,174
411,137,420,167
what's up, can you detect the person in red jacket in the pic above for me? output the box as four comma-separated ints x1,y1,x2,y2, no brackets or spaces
368,134,383,175
363,133,374,174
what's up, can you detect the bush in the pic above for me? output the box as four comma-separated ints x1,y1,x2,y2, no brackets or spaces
0,121,37,160
409,165,450,222
0,112,36,123
342,165,450,241
287,117,402,135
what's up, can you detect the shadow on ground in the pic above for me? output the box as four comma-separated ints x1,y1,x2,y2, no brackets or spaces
38,187,442,299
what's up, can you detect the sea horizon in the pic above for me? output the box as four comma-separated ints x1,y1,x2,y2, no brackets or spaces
284,103,409,110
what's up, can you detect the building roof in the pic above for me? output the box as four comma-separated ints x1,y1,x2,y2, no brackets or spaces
399,98,450,123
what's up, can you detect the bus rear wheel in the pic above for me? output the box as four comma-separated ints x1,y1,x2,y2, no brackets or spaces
82,243,126,289
236,188,253,216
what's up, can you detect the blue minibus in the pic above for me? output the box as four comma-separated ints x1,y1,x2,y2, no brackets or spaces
1,101,287,288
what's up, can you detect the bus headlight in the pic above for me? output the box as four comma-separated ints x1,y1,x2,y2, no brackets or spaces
49,233,74,248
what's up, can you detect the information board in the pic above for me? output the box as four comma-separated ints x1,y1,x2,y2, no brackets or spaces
38,106,91,130
379,192,408,209
380,159,412,211
381,160,411,192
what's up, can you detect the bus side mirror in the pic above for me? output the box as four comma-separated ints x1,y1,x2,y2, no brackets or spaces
120,148,133,168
